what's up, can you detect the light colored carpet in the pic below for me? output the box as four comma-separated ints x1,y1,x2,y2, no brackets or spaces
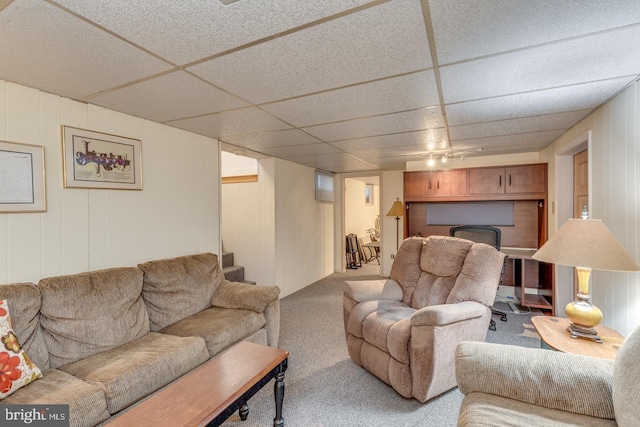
224,266,542,426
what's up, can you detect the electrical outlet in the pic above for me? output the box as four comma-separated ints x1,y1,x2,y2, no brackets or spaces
390,254,395,259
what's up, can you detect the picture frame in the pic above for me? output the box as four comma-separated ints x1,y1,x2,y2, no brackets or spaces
0,140,46,213
62,126,142,190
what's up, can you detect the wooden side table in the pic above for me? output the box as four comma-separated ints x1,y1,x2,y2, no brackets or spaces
531,316,624,359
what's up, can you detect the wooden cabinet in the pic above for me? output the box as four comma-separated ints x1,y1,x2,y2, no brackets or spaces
404,169,468,199
469,164,546,196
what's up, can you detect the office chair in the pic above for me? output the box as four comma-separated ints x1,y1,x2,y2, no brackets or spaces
450,225,507,331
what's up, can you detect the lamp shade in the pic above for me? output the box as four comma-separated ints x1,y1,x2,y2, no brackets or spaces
532,219,640,271
386,198,404,217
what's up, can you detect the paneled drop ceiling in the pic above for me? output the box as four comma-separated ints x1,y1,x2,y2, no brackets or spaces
1,0,640,173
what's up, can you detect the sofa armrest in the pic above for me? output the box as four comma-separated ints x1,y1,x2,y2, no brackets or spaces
455,341,615,419
212,280,280,313
343,279,402,303
410,301,486,327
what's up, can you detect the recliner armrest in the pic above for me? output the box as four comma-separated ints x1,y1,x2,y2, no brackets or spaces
410,301,486,326
455,341,615,419
212,280,280,313
343,279,402,303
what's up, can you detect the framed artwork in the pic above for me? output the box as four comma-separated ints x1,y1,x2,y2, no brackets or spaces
62,126,142,190
0,140,46,213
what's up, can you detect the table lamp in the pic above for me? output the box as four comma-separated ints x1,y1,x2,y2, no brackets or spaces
386,198,404,250
532,209,640,342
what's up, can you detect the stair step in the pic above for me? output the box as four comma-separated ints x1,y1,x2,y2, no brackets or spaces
223,265,245,283
221,251,234,269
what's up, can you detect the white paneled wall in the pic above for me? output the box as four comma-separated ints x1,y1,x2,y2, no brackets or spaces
0,80,220,284
221,157,276,285
274,159,334,297
541,79,640,336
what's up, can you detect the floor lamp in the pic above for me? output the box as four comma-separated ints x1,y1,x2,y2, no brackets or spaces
386,198,404,250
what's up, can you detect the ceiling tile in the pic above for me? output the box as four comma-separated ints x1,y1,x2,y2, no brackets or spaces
223,129,322,150
261,71,440,127
332,128,449,153
449,110,590,141
430,0,640,64
0,0,171,99
440,25,640,104
166,107,292,138
303,107,444,142
257,143,342,158
445,78,633,126
189,0,431,104
452,130,566,155
54,0,374,65
87,71,249,123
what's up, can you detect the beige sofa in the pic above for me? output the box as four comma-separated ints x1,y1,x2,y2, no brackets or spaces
343,236,506,402
0,253,280,427
455,323,640,426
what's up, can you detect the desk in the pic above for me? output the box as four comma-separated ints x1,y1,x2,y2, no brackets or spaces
501,248,554,315
532,316,624,359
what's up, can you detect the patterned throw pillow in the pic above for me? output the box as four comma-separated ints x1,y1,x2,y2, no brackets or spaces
0,299,43,400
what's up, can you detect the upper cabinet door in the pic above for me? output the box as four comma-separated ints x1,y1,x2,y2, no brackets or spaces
404,171,433,197
469,167,506,195
506,165,546,194
432,170,468,196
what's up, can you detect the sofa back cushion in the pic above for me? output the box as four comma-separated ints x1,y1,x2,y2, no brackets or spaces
613,324,640,427
446,243,506,307
138,253,224,331
389,238,425,305
410,237,474,309
38,267,149,369
0,283,50,370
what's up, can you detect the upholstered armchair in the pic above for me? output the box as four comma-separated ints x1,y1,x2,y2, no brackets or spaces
455,324,640,426
343,236,506,402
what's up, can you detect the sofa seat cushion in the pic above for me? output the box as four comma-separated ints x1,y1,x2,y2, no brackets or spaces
159,306,265,357
361,306,414,364
58,332,208,414
1,368,110,427
346,300,409,340
38,267,150,369
458,392,617,427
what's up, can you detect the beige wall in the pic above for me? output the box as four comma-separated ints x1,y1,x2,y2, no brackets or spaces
344,178,379,238
541,79,640,336
0,80,220,284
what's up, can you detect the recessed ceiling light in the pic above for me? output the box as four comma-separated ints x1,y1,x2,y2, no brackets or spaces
219,0,243,5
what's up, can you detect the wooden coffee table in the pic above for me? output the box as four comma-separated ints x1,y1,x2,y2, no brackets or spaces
107,341,289,427
531,316,624,359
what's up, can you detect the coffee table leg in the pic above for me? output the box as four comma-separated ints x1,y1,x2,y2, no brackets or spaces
273,362,286,427
239,403,249,421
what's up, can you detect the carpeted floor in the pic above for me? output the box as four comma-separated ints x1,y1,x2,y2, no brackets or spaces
224,264,542,426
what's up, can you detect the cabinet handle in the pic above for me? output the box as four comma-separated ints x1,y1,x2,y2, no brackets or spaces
428,180,432,190
499,175,502,187
437,181,440,190
509,174,512,186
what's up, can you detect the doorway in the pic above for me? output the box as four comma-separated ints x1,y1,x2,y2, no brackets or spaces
343,176,381,274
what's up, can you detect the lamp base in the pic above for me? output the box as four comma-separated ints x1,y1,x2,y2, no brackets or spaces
566,323,602,343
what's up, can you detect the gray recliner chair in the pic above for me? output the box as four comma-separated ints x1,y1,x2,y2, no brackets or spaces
343,236,506,402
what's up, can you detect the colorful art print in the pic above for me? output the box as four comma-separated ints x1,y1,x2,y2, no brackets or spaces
0,140,46,213
62,126,142,190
